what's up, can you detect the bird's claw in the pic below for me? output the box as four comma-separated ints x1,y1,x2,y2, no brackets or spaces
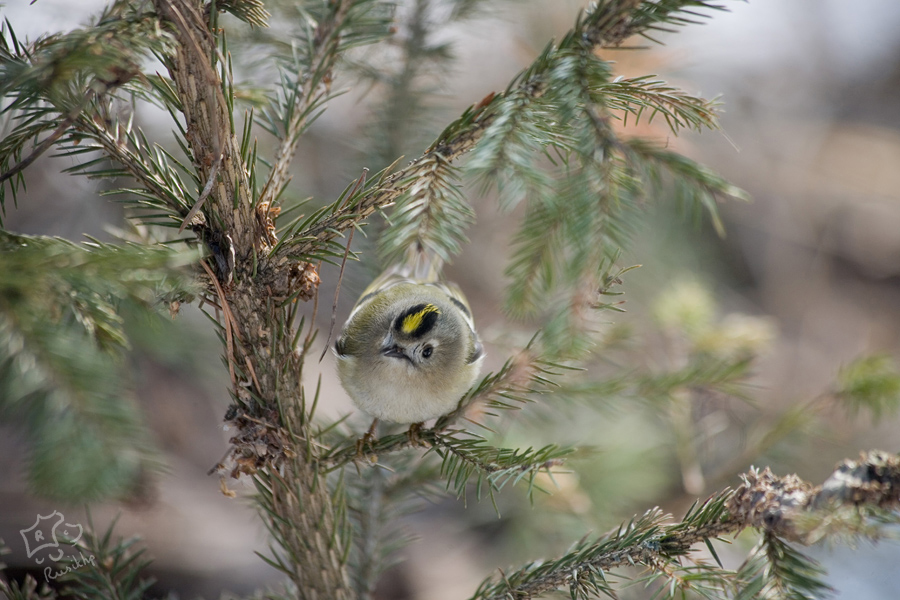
355,419,379,462
406,422,430,448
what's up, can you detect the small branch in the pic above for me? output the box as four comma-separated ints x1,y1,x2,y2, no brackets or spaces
78,114,187,216
0,110,80,185
258,0,354,209
279,151,464,260
199,259,240,387
320,426,561,473
473,450,900,600
319,169,366,361
354,466,386,600
321,428,439,470
435,347,542,430
729,450,900,542
179,155,221,232
277,0,723,262
153,0,253,240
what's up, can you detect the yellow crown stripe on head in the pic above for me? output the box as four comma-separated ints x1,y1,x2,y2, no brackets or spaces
401,304,440,335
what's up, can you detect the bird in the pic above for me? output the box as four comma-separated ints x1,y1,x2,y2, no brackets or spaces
334,250,484,444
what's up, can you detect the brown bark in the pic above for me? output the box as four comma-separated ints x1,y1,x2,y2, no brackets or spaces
151,1,351,597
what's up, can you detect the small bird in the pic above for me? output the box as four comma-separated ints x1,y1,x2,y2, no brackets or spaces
334,251,484,441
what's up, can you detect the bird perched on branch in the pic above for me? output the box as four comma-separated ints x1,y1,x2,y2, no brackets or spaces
334,248,484,443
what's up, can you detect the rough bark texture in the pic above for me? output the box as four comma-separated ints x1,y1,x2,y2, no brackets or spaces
152,1,351,597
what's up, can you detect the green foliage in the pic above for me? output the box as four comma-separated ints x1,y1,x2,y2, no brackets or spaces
0,3,175,222
61,123,198,231
469,493,734,600
436,335,578,426
734,534,832,600
429,430,575,504
0,542,56,600
835,355,900,419
427,1,748,340
342,454,443,597
0,230,196,500
379,157,474,269
255,0,395,147
217,0,272,27
0,518,154,600
0,572,56,600
5,1,898,600
270,161,399,262
351,0,496,167
584,0,731,45
57,515,155,600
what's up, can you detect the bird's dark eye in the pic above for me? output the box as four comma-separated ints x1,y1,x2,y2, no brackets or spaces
422,345,433,359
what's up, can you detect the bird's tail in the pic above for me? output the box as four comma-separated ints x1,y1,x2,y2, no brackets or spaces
385,243,443,283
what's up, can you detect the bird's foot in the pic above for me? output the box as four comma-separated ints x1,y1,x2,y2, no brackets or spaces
406,422,430,448
355,418,379,461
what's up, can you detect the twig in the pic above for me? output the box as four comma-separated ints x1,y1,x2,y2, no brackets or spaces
244,355,262,395
430,436,502,474
319,168,367,362
257,0,355,210
476,450,900,600
0,89,98,184
179,155,221,232
321,429,433,470
273,1,731,263
199,259,239,386
0,113,77,184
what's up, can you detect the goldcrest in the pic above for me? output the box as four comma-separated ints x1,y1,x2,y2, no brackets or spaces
334,262,484,426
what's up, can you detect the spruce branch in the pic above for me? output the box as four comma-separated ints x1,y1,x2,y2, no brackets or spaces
0,15,195,229
0,5,173,221
349,466,388,600
620,137,749,234
355,0,493,166
136,1,359,595
320,427,573,507
833,354,900,419
599,74,721,132
0,576,56,600
429,431,574,503
344,455,433,600
57,514,155,600
319,341,574,471
213,0,272,27
470,451,900,600
0,231,195,501
62,107,196,228
583,0,731,47
151,0,260,246
278,1,743,262
732,533,832,600
0,541,56,600
275,145,482,260
437,342,576,428
378,154,474,270
257,0,359,210
0,96,86,189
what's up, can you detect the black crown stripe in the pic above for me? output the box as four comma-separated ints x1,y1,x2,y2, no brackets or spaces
395,303,440,338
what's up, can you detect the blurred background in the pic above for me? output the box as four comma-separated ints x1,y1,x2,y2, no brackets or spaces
2,0,899,598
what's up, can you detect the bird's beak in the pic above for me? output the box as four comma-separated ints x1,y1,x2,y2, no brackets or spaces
382,344,408,360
